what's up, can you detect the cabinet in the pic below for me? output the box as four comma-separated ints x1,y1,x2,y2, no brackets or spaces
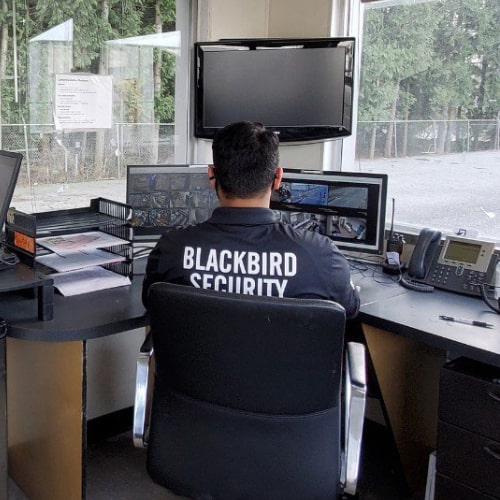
436,358,500,499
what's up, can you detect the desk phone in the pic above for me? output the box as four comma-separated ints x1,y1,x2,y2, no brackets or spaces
404,229,498,297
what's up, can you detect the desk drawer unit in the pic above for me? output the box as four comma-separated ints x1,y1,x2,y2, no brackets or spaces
435,473,497,500
436,358,500,499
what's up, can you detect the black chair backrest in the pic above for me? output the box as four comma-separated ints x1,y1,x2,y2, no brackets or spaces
148,282,346,415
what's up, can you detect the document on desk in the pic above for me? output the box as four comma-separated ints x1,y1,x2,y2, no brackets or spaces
35,248,125,273
37,231,128,254
35,248,126,272
48,266,131,296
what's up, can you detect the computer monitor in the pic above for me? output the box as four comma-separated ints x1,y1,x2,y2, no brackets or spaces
126,164,219,242
270,170,388,254
0,150,23,235
194,37,355,142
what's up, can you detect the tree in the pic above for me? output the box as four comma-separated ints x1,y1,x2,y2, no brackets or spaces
0,0,10,144
0,0,29,129
13,0,177,178
359,4,436,158
358,0,499,158
143,0,175,123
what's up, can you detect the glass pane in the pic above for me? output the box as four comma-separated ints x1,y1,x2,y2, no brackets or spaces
349,0,499,240
5,1,180,215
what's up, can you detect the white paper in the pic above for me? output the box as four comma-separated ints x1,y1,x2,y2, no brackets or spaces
54,74,113,129
36,248,125,272
48,266,131,297
37,231,128,254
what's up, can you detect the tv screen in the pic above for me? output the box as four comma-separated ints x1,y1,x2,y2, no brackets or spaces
126,165,219,242
270,170,388,254
194,38,355,142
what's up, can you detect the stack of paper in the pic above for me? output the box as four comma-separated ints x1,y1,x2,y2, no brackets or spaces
47,266,131,297
37,231,128,254
36,248,126,273
35,231,131,296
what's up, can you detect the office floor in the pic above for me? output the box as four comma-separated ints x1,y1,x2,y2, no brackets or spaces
8,418,424,500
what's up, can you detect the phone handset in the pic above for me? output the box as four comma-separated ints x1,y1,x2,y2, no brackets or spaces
400,228,442,292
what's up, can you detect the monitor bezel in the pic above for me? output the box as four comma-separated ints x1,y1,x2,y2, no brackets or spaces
194,37,355,142
0,150,23,235
126,164,217,242
270,170,388,254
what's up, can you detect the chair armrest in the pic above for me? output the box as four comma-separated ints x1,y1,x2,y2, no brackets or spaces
341,341,367,496
133,331,154,448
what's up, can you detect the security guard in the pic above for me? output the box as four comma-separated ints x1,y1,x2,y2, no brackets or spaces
142,121,360,319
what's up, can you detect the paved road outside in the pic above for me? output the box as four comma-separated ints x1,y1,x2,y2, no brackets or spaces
349,150,500,240
12,150,500,241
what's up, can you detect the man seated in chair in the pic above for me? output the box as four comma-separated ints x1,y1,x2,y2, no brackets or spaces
142,120,360,318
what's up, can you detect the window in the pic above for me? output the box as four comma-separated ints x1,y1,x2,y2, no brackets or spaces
347,0,499,241
4,0,187,215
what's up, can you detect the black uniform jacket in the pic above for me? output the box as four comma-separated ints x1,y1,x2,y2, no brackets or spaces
142,207,360,318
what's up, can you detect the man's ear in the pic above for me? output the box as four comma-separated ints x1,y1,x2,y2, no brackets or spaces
272,167,283,190
208,165,216,185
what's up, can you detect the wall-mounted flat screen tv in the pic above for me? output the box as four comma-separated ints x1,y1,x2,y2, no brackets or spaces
194,37,355,142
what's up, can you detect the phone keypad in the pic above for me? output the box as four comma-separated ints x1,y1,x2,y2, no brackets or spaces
429,265,450,285
429,265,487,295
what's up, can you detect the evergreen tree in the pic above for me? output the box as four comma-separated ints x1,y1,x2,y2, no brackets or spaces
359,0,499,157
359,4,436,157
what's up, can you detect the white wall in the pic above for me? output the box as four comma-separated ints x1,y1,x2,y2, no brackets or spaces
86,329,146,419
197,0,270,40
269,0,332,36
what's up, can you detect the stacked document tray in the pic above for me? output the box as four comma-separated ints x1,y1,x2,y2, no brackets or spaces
5,198,134,295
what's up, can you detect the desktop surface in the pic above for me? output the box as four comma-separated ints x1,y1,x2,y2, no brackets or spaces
0,272,146,342
0,259,498,368
352,265,500,366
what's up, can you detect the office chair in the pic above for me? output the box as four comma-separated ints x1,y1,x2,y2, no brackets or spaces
133,282,366,500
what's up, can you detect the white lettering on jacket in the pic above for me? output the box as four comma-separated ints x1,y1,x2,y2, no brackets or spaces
183,247,297,297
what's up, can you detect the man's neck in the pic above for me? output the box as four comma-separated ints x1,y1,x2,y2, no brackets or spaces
219,197,270,209
217,189,272,209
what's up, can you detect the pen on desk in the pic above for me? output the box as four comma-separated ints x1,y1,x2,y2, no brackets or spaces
439,315,494,329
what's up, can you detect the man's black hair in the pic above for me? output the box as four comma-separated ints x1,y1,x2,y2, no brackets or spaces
211,121,279,198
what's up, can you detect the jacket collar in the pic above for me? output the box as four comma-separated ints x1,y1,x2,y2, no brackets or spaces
208,207,280,225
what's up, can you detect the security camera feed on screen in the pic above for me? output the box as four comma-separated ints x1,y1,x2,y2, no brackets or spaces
270,171,387,254
127,165,219,241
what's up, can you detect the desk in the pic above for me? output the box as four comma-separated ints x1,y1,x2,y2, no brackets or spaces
353,271,500,492
357,274,500,366
0,318,6,500
0,275,147,500
1,265,499,499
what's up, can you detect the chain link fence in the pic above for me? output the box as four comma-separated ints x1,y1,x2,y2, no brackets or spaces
2,119,498,186
1,123,175,186
356,119,499,159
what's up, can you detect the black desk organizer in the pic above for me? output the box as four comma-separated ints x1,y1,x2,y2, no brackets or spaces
0,264,54,321
5,197,134,282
